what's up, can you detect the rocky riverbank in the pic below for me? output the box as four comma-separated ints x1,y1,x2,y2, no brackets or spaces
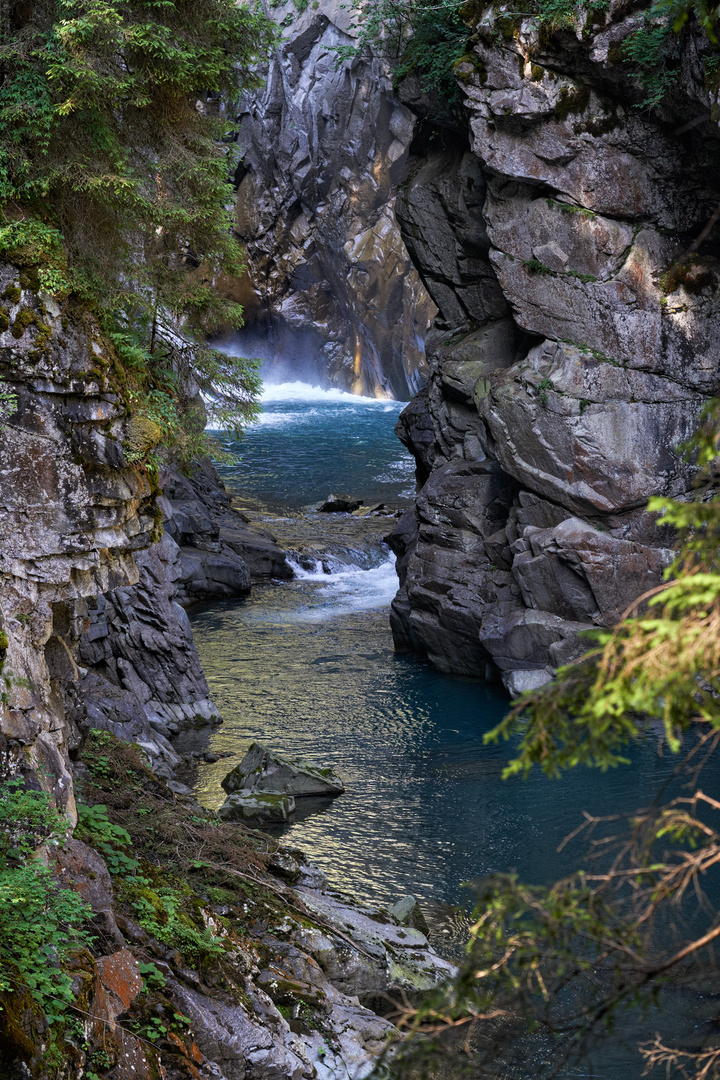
40,729,453,1080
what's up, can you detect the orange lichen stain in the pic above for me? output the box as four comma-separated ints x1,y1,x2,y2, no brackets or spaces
93,949,143,1032
166,1031,201,1078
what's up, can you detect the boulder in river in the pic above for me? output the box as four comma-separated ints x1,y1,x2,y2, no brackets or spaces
319,494,363,513
221,741,345,798
217,790,295,824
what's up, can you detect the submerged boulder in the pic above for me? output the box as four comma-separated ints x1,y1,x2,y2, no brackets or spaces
221,741,345,798
217,790,295,824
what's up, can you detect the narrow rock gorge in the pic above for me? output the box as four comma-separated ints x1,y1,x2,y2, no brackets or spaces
2,0,720,1076
229,0,436,398
228,0,720,693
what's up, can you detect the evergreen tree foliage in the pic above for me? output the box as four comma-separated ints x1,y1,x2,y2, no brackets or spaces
0,0,276,442
334,0,468,102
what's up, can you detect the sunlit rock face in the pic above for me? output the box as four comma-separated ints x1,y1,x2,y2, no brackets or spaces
0,268,257,802
0,264,156,814
230,0,436,399
389,15,720,693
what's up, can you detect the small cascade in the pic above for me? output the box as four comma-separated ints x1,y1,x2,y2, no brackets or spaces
284,552,399,619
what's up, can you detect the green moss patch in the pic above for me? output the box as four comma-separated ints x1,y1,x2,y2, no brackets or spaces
554,83,590,119
661,256,717,295
2,285,21,304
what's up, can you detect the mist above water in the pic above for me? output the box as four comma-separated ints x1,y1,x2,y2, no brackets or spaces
217,327,337,391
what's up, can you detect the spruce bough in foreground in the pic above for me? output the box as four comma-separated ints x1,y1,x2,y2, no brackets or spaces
380,404,720,1080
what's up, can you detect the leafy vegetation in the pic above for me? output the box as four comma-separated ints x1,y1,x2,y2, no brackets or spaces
0,0,275,449
70,729,341,1058
621,15,678,107
375,408,720,1079
0,780,92,1022
78,728,279,964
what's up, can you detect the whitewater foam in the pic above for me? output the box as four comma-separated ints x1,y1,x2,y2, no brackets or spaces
247,408,319,428
260,381,407,406
284,555,399,619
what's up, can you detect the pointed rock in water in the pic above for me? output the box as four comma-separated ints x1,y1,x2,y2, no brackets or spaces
221,741,345,798
217,791,295,824
388,894,430,936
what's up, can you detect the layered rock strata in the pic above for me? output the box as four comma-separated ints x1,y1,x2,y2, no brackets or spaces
78,458,290,779
229,0,436,398
390,15,720,693
0,268,156,815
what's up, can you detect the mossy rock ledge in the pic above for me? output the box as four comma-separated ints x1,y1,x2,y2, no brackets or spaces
217,790,296,823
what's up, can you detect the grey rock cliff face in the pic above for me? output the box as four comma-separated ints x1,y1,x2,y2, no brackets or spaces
230,0,436,398
0,267,156,814
0,263,289,793
389,14,720,693
77,458,290,778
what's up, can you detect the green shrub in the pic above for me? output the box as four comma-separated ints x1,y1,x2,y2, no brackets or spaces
75,802,140,877
0,780,92,1021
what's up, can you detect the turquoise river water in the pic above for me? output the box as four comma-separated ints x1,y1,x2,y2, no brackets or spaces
190,382,719,1078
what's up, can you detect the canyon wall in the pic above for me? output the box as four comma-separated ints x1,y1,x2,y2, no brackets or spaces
230,0,436,398
0,270,156,815
389,10,720,693
0,267,452,1080
0,265,287,799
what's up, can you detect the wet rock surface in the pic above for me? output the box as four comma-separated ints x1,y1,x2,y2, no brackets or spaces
222,742,345,799
229,0,435,398
390,16,720,691
163,457,291,593
218,790,297,824
319,495,364,514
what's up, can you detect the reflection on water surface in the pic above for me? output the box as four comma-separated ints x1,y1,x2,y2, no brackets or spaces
191,382,720,1078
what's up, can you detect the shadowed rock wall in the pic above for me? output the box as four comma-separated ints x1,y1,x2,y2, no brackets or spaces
389,12,720,694
230,0,436,399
